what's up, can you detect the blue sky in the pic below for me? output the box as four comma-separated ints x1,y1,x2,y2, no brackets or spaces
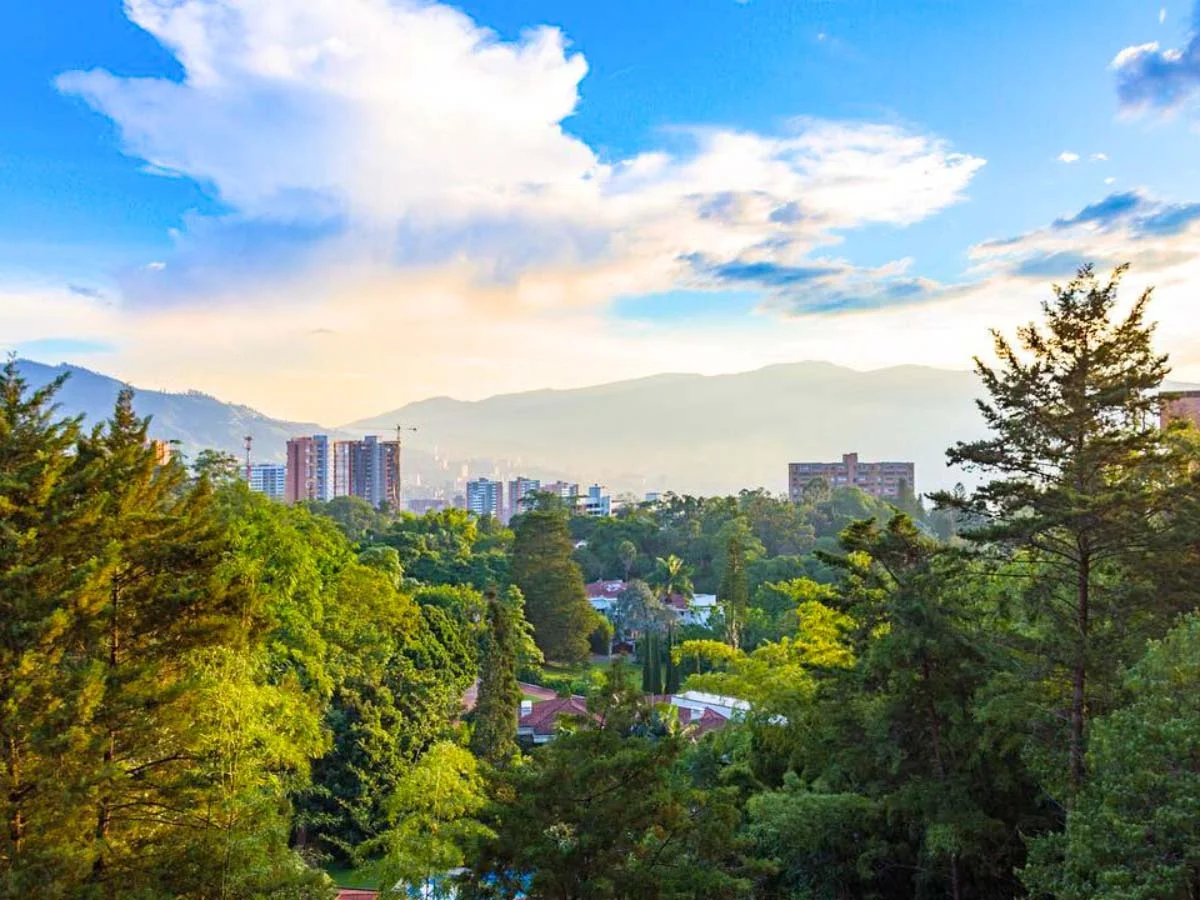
3,0,1200,421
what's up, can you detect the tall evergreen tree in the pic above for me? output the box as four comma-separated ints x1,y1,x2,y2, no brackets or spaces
470,587,534,767
69,391,252,897
933,264,1191,795
0,359,97,890
510,508,594,663
717,519,758,650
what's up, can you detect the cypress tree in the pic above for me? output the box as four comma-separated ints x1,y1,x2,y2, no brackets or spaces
470,587,525,766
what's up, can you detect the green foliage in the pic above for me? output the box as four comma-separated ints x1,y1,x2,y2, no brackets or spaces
511,508,596,663
716,518,761,649
934,264,1196,795
376,508,511,589
0,367,332,898
1023,616,1200,900
467,668,752,899
470,588,537,767
304,495,387,544
369,742,492,898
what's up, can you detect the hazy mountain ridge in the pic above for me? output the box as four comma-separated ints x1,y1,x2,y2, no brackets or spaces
348,362,990,495
17,358,1197,497
14,360,330,463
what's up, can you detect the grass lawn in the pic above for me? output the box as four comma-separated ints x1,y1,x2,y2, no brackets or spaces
324,864,379,890
538,658,640,693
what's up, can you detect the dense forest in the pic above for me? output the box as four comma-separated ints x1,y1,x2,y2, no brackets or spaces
3,265,1200,899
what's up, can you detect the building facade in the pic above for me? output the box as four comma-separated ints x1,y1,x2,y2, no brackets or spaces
788,452,915,502
285,437,318,503
466,477,504,519
506,476,541,520
247,463,287,501
1161,389,1200,430
581,483,612,517
334,436,402,510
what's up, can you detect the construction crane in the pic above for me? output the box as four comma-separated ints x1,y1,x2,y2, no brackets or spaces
391,425,418,513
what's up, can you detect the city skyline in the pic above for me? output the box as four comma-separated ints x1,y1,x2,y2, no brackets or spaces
5,1,1200,422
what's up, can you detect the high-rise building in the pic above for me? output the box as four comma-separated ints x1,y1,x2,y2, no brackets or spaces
247,463,287,501
542,480,580,500
334,436,402,510
1161,389,1200,430
285,436,323,504
788,452,915,502
312,434,333,501
581,483,612,517
466,477,504,519
506,476,541,520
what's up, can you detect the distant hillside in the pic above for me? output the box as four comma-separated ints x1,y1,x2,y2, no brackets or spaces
14,359,327,463
20,358,1196,497
347,362,991,495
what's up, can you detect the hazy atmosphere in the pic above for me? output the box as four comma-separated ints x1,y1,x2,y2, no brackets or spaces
6,1,1200,421
6,4,1200,900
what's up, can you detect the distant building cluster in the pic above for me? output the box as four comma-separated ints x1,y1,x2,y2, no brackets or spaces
585,580,718,629
239,432,616,520
238,434,403,508
788,452,915,502
464,477,613,523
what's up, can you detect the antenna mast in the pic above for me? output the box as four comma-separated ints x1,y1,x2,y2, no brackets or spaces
244,435,253,483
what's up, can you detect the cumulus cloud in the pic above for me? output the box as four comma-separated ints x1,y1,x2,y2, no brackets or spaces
31,0,1200,417
1112,1,1200,113
1058,151,1081,163
56,0,984,320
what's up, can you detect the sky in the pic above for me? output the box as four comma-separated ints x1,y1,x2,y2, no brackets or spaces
4,0,1200,423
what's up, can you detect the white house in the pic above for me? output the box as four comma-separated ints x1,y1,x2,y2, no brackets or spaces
670,690,750,722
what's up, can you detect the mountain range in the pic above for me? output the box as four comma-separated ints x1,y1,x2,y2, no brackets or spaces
17,357,1193,497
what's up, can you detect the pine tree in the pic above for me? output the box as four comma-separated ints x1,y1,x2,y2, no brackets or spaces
510,508,594,663
717,520,755,650
68,391,252,896
0,359,98,890
932,264,1191,795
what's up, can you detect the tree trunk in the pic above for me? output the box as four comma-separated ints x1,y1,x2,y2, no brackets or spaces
92,582,120,894
7,739,23,855
1070,554,1090,794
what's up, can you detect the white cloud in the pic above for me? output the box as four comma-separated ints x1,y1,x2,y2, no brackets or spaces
1105,176,1117,184
1160,7,1168,24
56,0,984,317
1090,152,1109,161
1058,151,1081,163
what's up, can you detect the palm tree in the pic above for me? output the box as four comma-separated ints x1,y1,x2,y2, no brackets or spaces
650,555,693,694
651,554,693,615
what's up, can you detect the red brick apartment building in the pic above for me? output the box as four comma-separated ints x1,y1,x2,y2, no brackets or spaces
788,452,915,502
1161,389,1200,430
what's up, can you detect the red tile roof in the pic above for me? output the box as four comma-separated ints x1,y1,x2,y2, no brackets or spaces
518,696,592,735
690,707,729,736
336,890,378,900
586,580,626,599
